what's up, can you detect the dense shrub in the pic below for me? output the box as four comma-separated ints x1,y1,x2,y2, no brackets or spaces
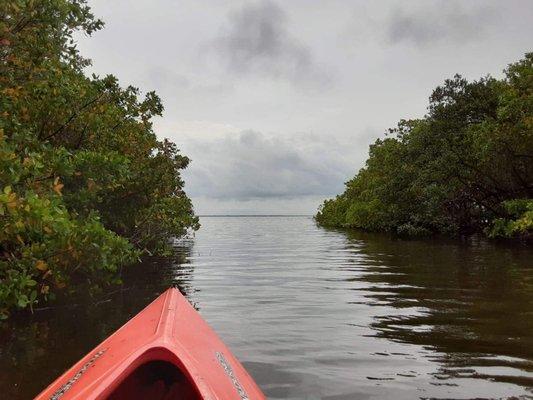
316,54,532,241
0,1,198,317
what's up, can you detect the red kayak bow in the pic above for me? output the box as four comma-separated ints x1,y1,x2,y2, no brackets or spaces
35,288,265,400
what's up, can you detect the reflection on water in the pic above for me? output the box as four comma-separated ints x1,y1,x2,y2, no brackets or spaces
1,216,532,399
0,252,195,399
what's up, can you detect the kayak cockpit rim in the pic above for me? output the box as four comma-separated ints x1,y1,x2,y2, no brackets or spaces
103,347,202,400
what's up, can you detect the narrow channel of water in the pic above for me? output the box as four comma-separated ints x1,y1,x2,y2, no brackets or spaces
1,216,532,399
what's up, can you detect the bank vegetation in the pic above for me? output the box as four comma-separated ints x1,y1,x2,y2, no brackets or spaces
0,0,198,318
317,55,532,241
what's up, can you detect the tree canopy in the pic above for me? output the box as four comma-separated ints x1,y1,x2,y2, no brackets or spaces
316,54,533,241
0,0,198,317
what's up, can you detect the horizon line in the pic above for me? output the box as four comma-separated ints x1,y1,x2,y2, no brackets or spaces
197,214,313,217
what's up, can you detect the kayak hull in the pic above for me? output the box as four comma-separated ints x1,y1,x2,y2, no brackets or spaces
35,288,265,400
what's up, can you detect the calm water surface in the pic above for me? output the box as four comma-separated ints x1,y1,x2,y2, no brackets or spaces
1,216,532,399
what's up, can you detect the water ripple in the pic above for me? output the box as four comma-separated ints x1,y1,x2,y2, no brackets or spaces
175,216,533,399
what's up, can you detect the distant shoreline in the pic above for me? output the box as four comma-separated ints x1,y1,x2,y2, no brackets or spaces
198,215,312,217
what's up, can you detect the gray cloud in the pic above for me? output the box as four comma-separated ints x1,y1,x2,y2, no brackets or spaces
79,0,532,214
182,130,358,201
386,2,498,47
210,0,329,84
145,66,234,97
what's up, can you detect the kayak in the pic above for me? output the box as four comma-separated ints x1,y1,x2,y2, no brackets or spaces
35,288,265,400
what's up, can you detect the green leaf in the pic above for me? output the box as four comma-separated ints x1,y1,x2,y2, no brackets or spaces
17,296,28,308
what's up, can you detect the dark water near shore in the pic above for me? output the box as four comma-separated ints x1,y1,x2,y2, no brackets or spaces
1,216,532,399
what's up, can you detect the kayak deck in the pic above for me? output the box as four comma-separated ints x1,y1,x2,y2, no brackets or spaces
35,288,265,400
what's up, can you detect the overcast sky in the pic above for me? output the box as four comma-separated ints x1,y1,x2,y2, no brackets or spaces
78,0,533,215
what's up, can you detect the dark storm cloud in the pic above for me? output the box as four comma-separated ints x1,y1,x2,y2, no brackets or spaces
182,130,357,200
386,2,497,46
210,0,329,84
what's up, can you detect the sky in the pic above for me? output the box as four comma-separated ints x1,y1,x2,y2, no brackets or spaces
77,0,533,215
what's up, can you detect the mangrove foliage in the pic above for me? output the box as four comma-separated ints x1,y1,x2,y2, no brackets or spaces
316,54,532,241
0,0,198,317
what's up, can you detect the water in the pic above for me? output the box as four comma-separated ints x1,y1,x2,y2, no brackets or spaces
1,216,532,399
